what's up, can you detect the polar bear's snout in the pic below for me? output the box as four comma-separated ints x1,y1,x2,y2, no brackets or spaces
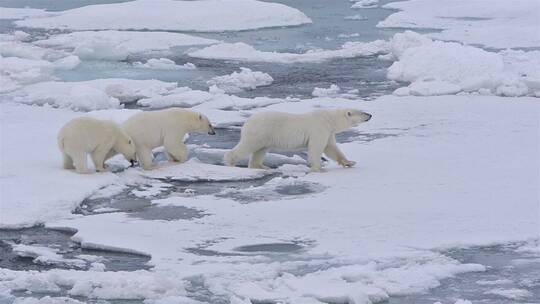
364,112,372,121
208,124,216,135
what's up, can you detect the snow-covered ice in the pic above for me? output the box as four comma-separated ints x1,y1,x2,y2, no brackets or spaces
35,31,218,61
2,93,537,302
189,40,388,63
207,68,273,93
5,78,177,110
378,0,540,49
15,0,312,32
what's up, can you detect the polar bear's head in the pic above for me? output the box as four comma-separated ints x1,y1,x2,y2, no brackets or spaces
114,131,137,163
194,112,216,135
332,109,371,132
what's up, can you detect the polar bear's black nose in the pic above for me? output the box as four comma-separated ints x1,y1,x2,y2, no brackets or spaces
365,113,372,121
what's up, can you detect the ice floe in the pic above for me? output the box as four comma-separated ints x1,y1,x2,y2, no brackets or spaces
15,0,312,32
35,30,218,60
188,40,388,63
207,68,273,93
378,0,540,48
6,78,177,110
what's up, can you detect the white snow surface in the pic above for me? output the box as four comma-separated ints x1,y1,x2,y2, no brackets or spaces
207,68,273,93
378,0,540,49
188,40,388,63
14,0,312,32
1,94,537,302
35,31,218,60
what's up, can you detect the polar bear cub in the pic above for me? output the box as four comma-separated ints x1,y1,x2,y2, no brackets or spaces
122,108,215,170
58,117,136,174
224,109,371,172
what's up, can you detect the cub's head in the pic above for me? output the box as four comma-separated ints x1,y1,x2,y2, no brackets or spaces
195,112,216,135
115,131,137,163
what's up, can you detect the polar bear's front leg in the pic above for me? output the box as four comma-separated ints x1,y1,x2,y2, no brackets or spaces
137,147,154,170
91,145,112,172
308,137,328,172
324,135,356,168
164,136,188,163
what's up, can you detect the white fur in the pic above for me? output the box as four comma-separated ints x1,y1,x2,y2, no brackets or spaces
224,109,371,171
122,108,215,170
58,117,136,174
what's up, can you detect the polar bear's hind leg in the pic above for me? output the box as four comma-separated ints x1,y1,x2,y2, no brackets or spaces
72,151,90,174
224,143,253,167
249,148,269,169
62,152,74,169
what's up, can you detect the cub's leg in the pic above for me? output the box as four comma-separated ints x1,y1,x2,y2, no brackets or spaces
62,152,74,169
164,135,188,163
224,142,254,167
91,144,112,172
137,146,154,170
249,148,269,169
324,135,356,168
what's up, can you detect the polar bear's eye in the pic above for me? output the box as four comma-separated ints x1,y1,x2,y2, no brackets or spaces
128,140,132,144
347,111,352,117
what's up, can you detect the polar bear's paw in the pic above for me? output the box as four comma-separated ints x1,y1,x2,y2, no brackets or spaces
339,159,356,168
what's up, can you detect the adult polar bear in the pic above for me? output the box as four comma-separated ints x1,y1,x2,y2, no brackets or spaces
122,108,215,170
58,117,136,174
224,109,372,172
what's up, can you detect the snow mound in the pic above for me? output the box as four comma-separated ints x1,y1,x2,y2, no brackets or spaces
142,159,271,182
6,79,177,111
189,40,388,63
133,58,197,70
15,0,312,32
35,30,218,60
0,268,188,300
207,68,273,93
378,0,540,48
386,31,540,97
312,84,341,97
